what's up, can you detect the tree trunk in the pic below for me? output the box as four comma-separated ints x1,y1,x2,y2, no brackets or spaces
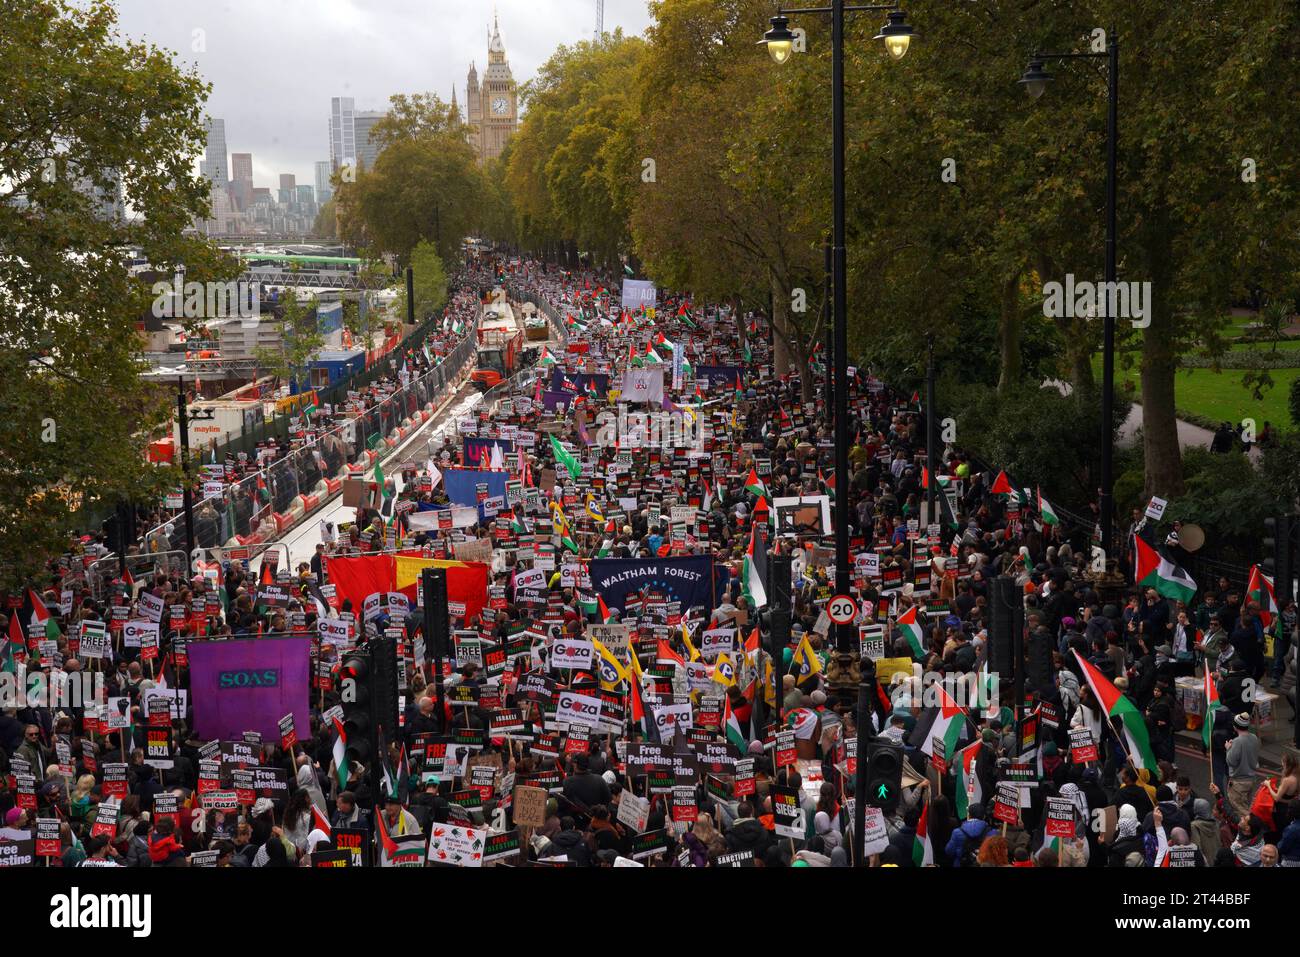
734,297,747,353
1069,318,1096,399
996,269,1023,396
1140,280,1185,496
771,272,791,378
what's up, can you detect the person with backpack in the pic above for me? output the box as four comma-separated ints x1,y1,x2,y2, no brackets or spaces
945,802,990,867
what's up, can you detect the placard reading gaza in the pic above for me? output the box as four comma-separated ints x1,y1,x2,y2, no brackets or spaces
555,690,603,728
549,638,594,671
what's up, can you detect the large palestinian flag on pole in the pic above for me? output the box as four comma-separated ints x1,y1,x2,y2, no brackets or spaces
1072,649,1157,771
1203,667,1222,750
1246,564,1277,630
955,740,983,819
912,802,933,866
742,523,769,610
897,605,925,658
1132,536,1197,603
919,685,967,760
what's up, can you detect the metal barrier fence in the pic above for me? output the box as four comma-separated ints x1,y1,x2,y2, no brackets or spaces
133,317,482,567
88,550,190,600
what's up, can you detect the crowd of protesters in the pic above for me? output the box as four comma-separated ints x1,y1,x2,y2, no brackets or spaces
1,254,1297,870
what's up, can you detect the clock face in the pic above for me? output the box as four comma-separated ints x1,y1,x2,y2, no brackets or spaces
492,97,508,115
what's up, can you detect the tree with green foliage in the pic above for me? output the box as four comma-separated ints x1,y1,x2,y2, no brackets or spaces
339,93,485,268
505,31,644,268
0,0,226,589
394,240,449,325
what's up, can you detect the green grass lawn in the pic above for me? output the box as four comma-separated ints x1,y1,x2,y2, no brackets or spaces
1096,357,1297,428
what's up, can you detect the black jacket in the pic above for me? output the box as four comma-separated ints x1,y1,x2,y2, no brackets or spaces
726,818,774,856
546,828,592,866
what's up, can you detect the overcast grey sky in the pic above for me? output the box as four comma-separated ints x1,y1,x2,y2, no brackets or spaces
111,0,654,189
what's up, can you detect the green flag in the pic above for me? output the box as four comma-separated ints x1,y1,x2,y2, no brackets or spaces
549,434,582,480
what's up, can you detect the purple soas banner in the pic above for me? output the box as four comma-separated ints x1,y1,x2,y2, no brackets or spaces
187,637,311,742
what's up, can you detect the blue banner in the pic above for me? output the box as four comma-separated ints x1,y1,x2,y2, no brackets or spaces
463,437,515,467
442,467,509,520
549,370,610,395
694,365,744,389
589,556,718,615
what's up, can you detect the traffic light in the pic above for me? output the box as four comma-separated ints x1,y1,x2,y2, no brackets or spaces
864,738,903,813
339,649,376,783
987,575,1016,677
1262,515,1293,606
370,636,400,746
1026,630,1054,695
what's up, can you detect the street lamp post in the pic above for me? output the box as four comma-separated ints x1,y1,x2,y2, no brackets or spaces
1020,35,1119,564
762,0,917,869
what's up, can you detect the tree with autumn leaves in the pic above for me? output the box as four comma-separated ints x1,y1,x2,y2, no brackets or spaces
489,0,1300,499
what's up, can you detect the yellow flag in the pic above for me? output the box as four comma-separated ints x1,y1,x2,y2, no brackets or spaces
592,637,629,691
712,652,737,688
681,621,700,662
792,635,822,679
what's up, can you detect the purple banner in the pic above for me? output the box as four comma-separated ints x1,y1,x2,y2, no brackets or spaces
543,390,574,412
188,637,311,742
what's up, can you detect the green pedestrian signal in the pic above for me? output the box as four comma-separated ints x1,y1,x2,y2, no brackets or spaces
865,739,903,813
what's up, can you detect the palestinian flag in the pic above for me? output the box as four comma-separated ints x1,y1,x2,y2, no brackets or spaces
256,471,271,504
330,715,350,791
1073,649,1157,771
937,484,961,531
897,605,925,657
549,434,582,480
656,639,686,670
1133,536,1197,603
989,471,1013,495
629,675,654,740
742,523,769,610
3,613,25,674
537,347,555,368
1037,488,1060,526
1246,565,1277,630
920,685,968,760
1203,667,1222,750
723,692,747,750
912,802,933,866
955,740,983,819
310,803,332,837
744,467,768,501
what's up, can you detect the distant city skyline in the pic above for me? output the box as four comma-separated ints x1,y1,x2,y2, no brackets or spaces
111,0,655,186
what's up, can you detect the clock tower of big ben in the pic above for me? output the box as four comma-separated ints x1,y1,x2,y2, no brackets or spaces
466,13,518,164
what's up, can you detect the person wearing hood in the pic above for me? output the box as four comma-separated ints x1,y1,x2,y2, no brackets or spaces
1190,798,1223,863
543,816,592,866
945,802,990,867
1152,808,1206,866
1107,805,1145,866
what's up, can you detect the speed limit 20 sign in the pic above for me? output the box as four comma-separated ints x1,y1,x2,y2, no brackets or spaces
827,595,858,625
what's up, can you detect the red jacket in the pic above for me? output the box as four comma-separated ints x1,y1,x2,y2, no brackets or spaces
148,832,184,863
